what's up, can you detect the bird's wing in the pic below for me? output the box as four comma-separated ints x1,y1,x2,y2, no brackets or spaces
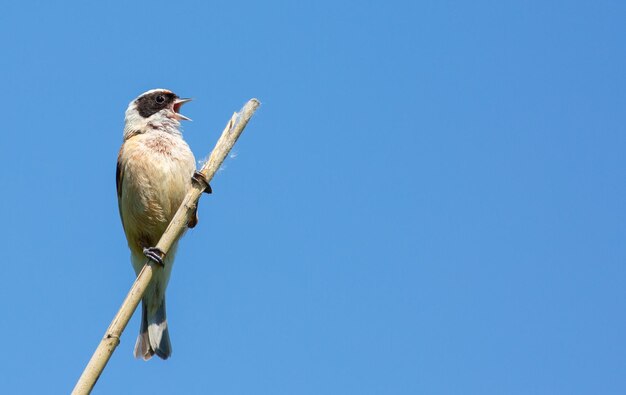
116,149,125,230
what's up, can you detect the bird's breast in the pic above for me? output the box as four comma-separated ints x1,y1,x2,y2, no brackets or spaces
119,132,196,251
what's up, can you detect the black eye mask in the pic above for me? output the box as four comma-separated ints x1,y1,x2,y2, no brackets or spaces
136,92,177,118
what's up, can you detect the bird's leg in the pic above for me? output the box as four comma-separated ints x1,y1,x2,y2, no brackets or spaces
192,171,212,194
189,171,210,228
188,207,199,229
143,247,165,266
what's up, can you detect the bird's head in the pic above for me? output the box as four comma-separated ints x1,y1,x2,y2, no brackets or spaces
124,89,191,140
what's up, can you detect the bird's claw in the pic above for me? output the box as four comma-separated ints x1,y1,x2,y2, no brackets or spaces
143,247,165,266
192,171,212,194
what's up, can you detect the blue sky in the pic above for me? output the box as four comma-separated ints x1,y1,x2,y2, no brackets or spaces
1,1,625,394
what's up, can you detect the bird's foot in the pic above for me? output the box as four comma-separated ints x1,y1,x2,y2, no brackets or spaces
143,247,165,266
192,171,212,194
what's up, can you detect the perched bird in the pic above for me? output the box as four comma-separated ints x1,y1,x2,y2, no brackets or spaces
116,89,208,360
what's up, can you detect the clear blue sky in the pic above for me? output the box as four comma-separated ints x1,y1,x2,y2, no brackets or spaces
1,1,625,394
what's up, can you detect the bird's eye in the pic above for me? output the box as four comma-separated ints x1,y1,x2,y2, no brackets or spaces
156,95,165,103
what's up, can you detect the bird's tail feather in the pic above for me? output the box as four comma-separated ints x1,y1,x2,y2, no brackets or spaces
134,299,172,360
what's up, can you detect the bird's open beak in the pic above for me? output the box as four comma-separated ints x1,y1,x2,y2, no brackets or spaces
172,98,192,121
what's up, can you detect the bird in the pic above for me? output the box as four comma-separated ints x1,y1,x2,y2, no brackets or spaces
116,89,209,360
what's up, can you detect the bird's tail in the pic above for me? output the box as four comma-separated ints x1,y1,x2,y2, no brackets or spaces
134,298,172,360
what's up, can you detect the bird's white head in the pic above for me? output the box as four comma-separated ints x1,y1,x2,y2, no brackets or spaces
123,89,192,140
